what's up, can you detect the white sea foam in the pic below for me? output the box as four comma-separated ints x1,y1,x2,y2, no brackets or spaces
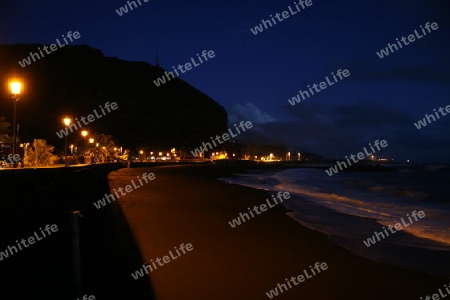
219,167,450,278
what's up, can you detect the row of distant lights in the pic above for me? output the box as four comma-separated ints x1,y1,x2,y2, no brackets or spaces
9,82,114,151
136,151,172,161
7,82,307,162
139,150,172,157
67,143,122,151
8,81,123,154
204,153,282,160
7,82,282,161
10,76,297,162
67,127,123,152
200,153,283,159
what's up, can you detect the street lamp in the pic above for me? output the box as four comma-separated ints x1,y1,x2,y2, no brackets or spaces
86,138,95,163
9,81,21,168
63,118,71,167
102,146,108,163
81,130,88,156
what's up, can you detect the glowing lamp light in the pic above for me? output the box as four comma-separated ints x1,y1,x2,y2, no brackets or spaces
10,82,21,95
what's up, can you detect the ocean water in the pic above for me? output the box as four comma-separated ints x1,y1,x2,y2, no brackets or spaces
219,166,450,278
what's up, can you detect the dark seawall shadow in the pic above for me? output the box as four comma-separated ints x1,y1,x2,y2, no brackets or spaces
0,164,156,300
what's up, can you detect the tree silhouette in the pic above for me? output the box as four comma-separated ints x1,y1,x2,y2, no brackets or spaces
24,139,58,167
0,116,11,143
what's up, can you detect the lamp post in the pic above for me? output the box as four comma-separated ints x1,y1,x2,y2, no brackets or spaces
88,138,94,164
95,143,99,162
63,118,71,167
81,131,88,157
9,81,21,168
113,147,118,161
102,146,107,163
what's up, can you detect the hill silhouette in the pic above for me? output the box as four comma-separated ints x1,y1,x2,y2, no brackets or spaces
0,44,227,153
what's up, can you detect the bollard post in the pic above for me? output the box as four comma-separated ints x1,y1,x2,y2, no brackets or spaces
70,210,82,296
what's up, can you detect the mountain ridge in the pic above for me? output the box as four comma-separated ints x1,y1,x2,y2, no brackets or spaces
0,44,228,152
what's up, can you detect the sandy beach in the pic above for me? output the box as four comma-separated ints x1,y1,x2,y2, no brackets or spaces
107,164,448,300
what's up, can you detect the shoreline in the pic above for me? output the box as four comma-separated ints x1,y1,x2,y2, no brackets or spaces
220,166,450,279
110,164,448,299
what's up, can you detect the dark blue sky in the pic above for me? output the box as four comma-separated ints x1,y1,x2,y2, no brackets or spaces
2,0,449,162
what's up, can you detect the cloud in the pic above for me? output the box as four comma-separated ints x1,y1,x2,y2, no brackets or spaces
228,102,277,125
243,101,450,162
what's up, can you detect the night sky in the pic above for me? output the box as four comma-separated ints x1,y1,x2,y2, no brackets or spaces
2,0,449,163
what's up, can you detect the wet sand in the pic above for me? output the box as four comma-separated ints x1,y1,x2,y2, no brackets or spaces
109,164,448,300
